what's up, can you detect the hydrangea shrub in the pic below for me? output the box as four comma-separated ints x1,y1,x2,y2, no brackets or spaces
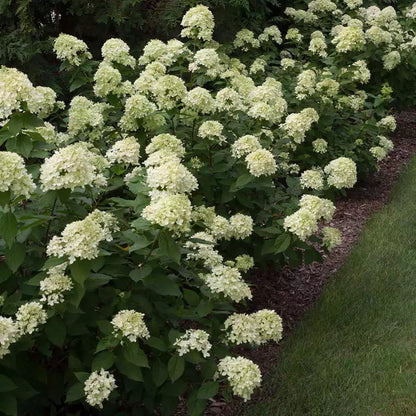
0,1,414,414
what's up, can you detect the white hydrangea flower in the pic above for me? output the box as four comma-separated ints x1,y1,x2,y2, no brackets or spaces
258,26,282,43
142,194,192,233
202,265,252,302
370,146,387,161
322,226,342,250
0,317,19,358
245,149,277,177
152,75,186,110
216,88,244,113
324,157,357,189
295,69,317,100
285,8,318,24
312,138,328,153
300,169,324,190
229,214,253,239
230,74,256,97
382,51,401,71
231,135,261,158
217,356,261,401
188,48,222,77
250,57,267,74
299,194,335,221
365,26,392,46
101,38,135,68
0,66,34,119
283,208,318,240
234,255,254,272
180,5,215,41
40,263,73,306
183,87,216,114
134,62,166,94
337,90,367,111
138,39,168,66
67,96,109,137
377,115,396,131
308,0,337,12
84,369,116,408
225,309,283,345
174,329,212,357
53,33,92,66
198,120,225,143
0,151,36,199
281,108,319,143
47,210,119,263
145,134,185,158
309,31,327,57
106,136,140,165
286,28,303,42
378,135,394,151
111,310,150,342
406,2,416,18
40,142,108,191
16,302,47,335
233,29,260,50
208,215,232,240
332,21,366,52
26,86,57,118
93,62,123,97
344,0,362,9
185,232,223,268
281,58,296,70
146,161,198,194
351,60,371,84
316,78,340,99
119,93,157,131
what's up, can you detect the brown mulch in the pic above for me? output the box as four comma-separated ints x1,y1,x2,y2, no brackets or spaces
202,109,416,416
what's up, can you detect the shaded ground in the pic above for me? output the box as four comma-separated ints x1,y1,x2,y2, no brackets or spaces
204,110,416,416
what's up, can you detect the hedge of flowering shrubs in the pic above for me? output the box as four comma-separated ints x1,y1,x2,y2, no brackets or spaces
0,1,415,414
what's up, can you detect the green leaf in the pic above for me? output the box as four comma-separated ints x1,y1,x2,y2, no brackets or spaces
5,243,25,273
122,343,149,368
274,233,291,254
65,383,84,403
0,375,17,393
0,263,12,284
158,231,181,264
0,190,10,206
0,212,17,247
6,134,33,158
187,390,207,416
45,316,66,347
152,359,168,387
95,336,118,353
146,336,168,351
74,372,89,383
92,351,114,371
129,264,152,282
197,381,219,400
69,260,91,285
0,393,17,416
183,289,200,306
168,355,185,382
230,173,253,192
116,356,144,382
143,274,181,296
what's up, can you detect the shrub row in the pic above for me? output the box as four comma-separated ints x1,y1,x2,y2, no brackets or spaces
0,1,415,415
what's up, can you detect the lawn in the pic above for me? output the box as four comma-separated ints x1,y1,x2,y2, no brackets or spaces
239,157,416,416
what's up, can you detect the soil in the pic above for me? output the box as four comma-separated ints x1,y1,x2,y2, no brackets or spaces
203,109,416,416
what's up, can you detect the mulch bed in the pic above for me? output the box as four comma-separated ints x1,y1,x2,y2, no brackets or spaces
202,109,416,416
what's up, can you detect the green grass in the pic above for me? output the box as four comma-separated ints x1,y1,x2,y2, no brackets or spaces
239,158,416,416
